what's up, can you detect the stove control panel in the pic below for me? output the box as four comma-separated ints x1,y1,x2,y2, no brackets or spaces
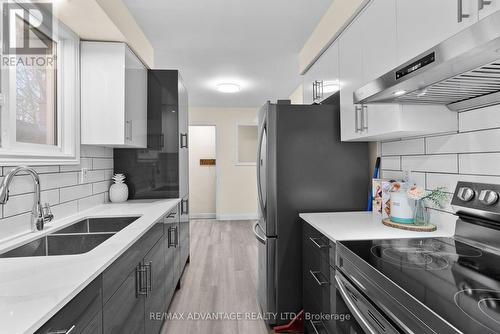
452,182,500,221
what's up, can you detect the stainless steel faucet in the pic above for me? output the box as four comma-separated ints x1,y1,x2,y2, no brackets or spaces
0,166,54,231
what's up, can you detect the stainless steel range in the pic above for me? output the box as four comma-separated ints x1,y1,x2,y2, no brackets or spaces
336,182,500,334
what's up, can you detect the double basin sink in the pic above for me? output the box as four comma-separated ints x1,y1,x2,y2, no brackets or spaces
0,216,140,258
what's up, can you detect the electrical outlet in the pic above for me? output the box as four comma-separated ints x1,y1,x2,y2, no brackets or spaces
80,168,89,184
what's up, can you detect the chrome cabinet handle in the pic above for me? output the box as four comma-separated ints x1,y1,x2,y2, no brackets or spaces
355,105,362,132
313,80,323,101
174,226,179,246
479,0,492,10
362,105,368,130
136,263,148,297
309,237,330,249
181,199,189,215
458,0,470,22
168,227,176,248
145,261,152,294
47,326,75,334
310,270,330,286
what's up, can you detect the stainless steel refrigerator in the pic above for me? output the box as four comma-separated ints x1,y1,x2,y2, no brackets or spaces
253,94,369,326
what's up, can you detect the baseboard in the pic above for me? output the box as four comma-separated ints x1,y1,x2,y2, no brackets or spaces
216,213,259,221
190,213,216,219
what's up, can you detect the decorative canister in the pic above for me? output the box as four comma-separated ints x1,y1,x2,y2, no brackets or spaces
390,190,415,224
109,173,128,203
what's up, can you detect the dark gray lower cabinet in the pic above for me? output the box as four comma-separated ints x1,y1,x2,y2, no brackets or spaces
302,220,362,334
144,238,167,334
35,276,102,334
36,205,190,334
103,270,145,334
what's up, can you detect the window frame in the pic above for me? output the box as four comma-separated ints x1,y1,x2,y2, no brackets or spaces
235,122,258,166
0,1,80,166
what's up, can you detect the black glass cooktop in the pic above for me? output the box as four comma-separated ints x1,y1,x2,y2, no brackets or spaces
341,238,500,334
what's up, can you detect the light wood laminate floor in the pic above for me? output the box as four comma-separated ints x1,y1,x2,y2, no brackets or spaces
161,219,273,334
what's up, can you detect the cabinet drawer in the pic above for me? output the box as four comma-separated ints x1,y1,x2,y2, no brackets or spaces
102,222,163,303
35,277,102,334
302,221,335,266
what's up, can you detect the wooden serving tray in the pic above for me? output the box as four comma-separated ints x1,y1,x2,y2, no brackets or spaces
382,218,437,232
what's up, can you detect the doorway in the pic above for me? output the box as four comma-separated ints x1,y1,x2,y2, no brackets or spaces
188,125,217,219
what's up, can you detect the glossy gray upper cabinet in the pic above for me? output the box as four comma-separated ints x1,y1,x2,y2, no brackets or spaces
302,41,340,105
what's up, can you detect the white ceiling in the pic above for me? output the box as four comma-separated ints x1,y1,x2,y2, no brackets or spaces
123,0,332,108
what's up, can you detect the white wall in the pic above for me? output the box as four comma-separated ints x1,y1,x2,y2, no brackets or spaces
379,105,500,229
0,146,113,242
289,84,304,104
190,107,259,220
189,126,216,218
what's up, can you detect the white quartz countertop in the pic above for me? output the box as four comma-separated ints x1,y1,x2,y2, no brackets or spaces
299,211,456,242
0,198,181,334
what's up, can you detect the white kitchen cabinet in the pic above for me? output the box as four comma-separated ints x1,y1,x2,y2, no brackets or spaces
339,0,459,142
396,0,478,64
81,42,147,148
339,19,364,141
361,0,398,83
478,0,500,19
302,41,340,104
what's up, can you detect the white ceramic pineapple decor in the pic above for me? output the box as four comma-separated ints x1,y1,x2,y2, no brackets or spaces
109,173,129,203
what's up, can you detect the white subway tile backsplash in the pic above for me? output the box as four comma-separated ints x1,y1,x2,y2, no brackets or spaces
381,139,425,156
93,158,113,170
40,173,79,191
93,180,111,194
3,189,59,218
60,158,93,172
459,153,500,175
3,165,59,175
78,193,105,211
60,184,93,203
426,173,500,193
459,105,500,132
51,201,78,219
426,129,500,154
402,155,458,173
0,146,115,240
381,156,401,170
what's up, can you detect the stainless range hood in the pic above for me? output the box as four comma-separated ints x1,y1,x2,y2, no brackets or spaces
354,10,500,112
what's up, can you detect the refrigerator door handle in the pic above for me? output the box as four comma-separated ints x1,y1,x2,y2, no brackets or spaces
256,122,266,215
253,222,267,245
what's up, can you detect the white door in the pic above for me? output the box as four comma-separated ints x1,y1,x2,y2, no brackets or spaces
396,0,477,64
478,0,500,19
188,126,216,218
339,21,364,141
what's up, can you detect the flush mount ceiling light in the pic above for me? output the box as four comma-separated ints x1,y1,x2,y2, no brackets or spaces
393,90,407,96
216,83,241,93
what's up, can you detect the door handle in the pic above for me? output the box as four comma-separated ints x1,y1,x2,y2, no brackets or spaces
458,0,470,22
253,222,267,244
310,270,330,286
479,0,492,10
180,133,188,148
256,122,266,215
